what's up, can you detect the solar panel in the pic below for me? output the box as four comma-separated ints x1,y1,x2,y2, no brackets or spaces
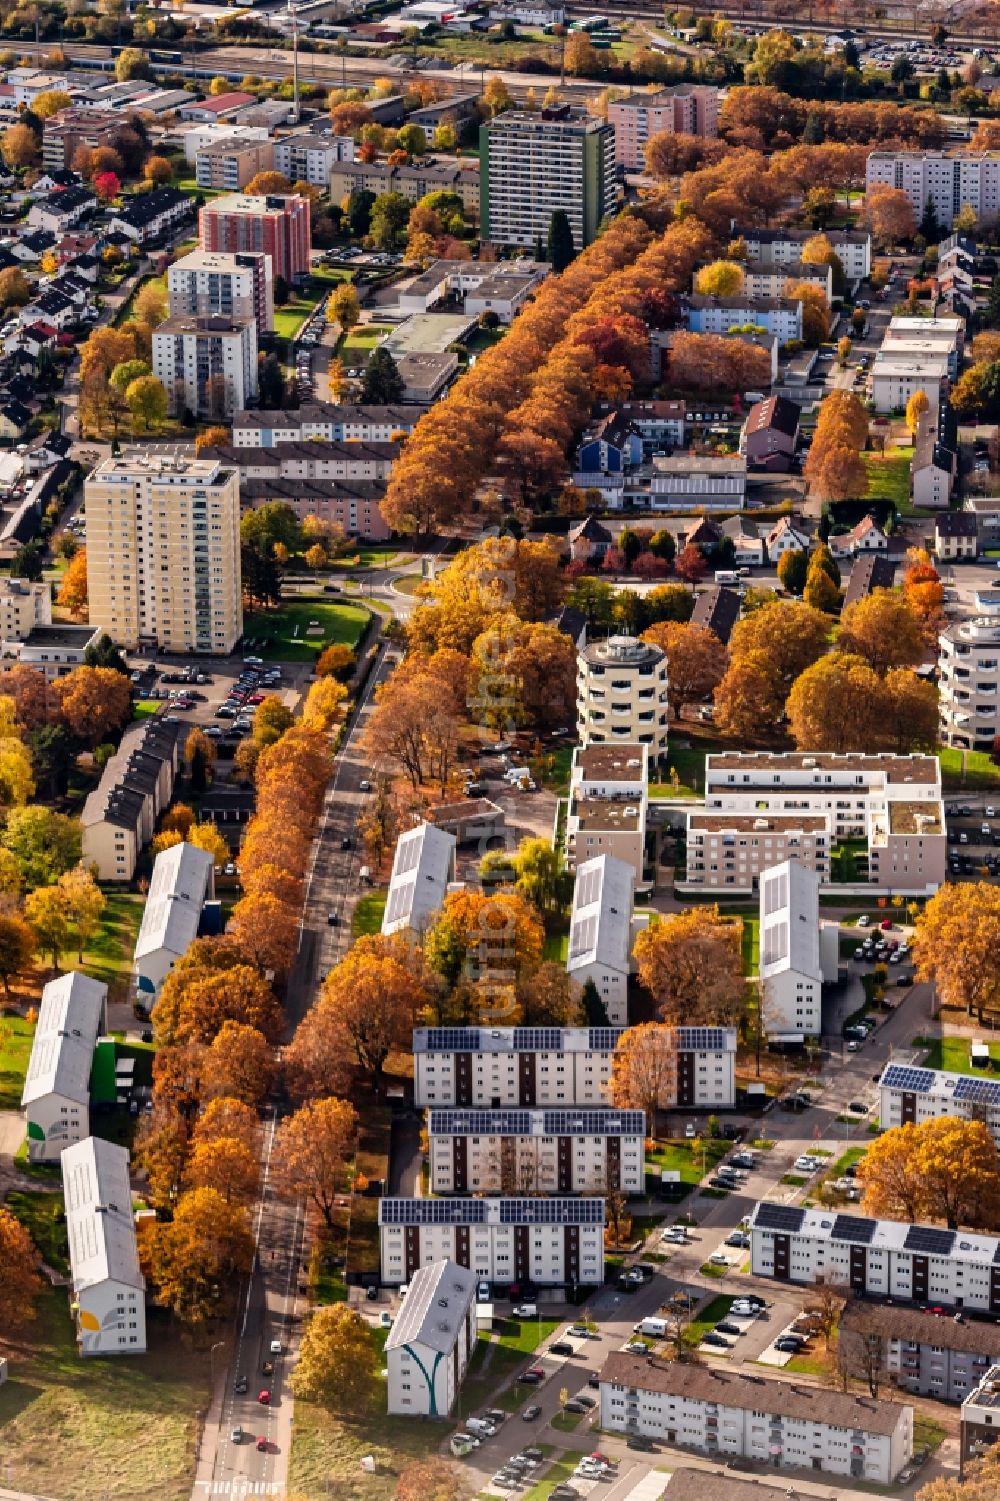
514,1028,564,1052
831,1214,876,1245
753,1204,806,1233
761,919,788,968
395,831,423,877
428,1109,532,1136
542,1109,645,1136
384,881,414,925
589,1028,626,1051
880,1065,935,1094
763,868,788,917
676,1027,735,1053
575,863,601,911
425,1028,482,1052
379,1199,488,1225
954,1076,1000,1107
904,1226,956,1257
498,1199,605,1225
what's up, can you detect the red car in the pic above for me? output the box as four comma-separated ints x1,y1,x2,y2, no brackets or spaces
256,1436,268,1452
880,918,893,930
258,1390,271,1405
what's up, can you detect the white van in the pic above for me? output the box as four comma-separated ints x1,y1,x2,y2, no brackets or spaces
714,569,738,584
639,1316,668,1337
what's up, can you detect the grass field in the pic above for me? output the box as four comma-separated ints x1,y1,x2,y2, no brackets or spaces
0,1290,211,1501
244,597,370,662
0,1012,34,1109
521,1455,580,1501
352,891,387,938
646,1136,729,1192
939,746,1000,789
918,1034,1000,1073
81,892,145,991
740,916,759,976
273,288,325,342
337,325,390,367
392,574,428,597
6,1189,69,1274
863,448,916,512
683,1295,734,1347
289,1404,445,1501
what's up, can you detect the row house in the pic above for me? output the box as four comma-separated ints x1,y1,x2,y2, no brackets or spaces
204,441,399,484
379,1196,606,1287
63,1136,146,1356
427,1106,646,1194
81,719,181,881
132,842,215,1004
736,226,872,283
237,476,391,540
685,294,804,345
231,403,426,446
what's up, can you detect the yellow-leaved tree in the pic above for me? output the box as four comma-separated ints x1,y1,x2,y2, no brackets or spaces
291,1304,381,1411
857,1116,1000,1230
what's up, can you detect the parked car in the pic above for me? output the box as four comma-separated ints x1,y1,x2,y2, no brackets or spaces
521,1405,541,1421
702,1332,730,1347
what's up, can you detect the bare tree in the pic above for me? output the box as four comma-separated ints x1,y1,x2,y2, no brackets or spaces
805,1278,846,1349
836,1303,888,1399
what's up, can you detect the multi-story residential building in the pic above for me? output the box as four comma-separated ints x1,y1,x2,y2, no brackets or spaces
686,295,805,344
594,400,686,457
398,259,549,324
649,455,746,512
934,511,976,560
200,193,311,283
381,822,457,938
62,1136,146,1356
273,131,353,186
0,576,50,646
740,260,833,302
379,1196,606,1286
385,1258,477,1417
107,186,190,245
232,403,426,445
577,636,669,755
758,859,836,1040
866,151,1000,230
428,1106,645,1195
480,109,615,250
194,135,274,191
167,248,274,335
81,719,181,881
236,478,391,540
939,617,1000,750
21,972,108,1163
329,157,480,215
565,744,649,884
204,441,398,484
152,314,258,419
132,842,215,1004
85,454,242,656
686,752,947,896
879,1062,1000,1143
738,227,872,283
565,855,635,1025
412,1025,735,1110
871,315,963,414
598,1354,912,1485
180,122,271,165
608,86,719,169
960,1363,1000,1469
748,1201,1000,1314
839,1299,1000,1406
740,395,800,473
42,106,121,170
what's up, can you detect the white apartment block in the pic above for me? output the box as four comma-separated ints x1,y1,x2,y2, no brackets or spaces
565,854,634,1025
741,261,833,302
21,972,108,1163
871,316,963,414
686,295,804,344
608,86,719,170
738,227,872,282
273,131,353,185
866,151,1000,230
379,1197,606,1286
85,455,242,656
385,1258,476,1417
960,1363,1000,1468
748,1201,1000,1315
132,841,215,1003
939,617,1000,750
686,752,947,897
758,860,835,1040
167,249,274,335
599,1354,912,1485
577,636,669,755
232,403,426,445
181,122,271,166
427,1106,646,1194
63,1136,147,1356
566,743,648,884
412,1025,735,1110
481,111,616,251
0,576,50,647
878,1062,1000,1145
381,821,457,938
152,314,258,419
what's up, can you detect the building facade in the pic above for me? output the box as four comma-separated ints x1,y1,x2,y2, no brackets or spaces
686,295,804,344
199,193,311,282
577,636,669,754
939,617,1000,750
232,403,425,445
866,152,1000,230
748,1201,1000,1315
62,1136,146,1356
273,131,353,185
152,314,258,419
132,841,215,1003
758,859,825,1039
381,822,457,938
427,1106,646,1194
839,1300,999,1406
81,720,180,881
379,1196,606,1286
167,248,274,335
385,1258,477,1417
85,455,242,656
565,854,635,1025
194,135,274,191
21,971,108,1163
598,1353,912,1485
738,227,872,282
878,1062,1000,1144
480,110,616,250
608,86,719,170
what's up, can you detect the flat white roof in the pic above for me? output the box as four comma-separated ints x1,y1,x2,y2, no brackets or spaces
62,1135,145,1293
748,1199,1000,1265
21,971,107,1108
382,822,456,936
384,1257,476,1355
566,854,634,977
134,841,214,963
758,859,821,984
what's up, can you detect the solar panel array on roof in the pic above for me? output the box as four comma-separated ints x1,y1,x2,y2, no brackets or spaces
904,1226,956,1257
754,1203,806,1233
379,1199,487,1225
676,1027,733,1052
384,883,413,926
954,1076,1000,1107
831,1214,877,1244
429,1109,532,1136
396,832,423,877
425,1027,481,1052
589,1028,626,1050
498,1199,604,1225
763,867,788,917
761,919,788,968
881,1065,935,1093
513,1028,565,1051
541,1109,644,1136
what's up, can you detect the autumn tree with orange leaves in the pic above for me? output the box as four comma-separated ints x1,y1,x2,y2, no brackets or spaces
273,1097,358,1228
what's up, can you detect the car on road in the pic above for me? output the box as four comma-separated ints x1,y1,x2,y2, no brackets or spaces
235,1376,248,1394
847,1040,860,1051
848,1100,868,1113
256,1437,268,1452
661,1227,687,1243
513,1303,537,1319
857,914,870,926
708,1252,730,1267
340,835,353,849
702,1332,730,1347
685,1122,697,1137
230,1426,243,1443
521,1404,541,1421
626,1436,656,1452
624,1339,650,1355
327,912,339,926
258,1389,270,1405
549,1341,574,1357
550,1487,581,1500
567,1324,590,1338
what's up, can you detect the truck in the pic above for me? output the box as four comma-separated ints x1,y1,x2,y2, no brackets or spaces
639,1316,668,1338
714,569,738,584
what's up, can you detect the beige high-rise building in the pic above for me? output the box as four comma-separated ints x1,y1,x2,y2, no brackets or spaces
85,455,242,656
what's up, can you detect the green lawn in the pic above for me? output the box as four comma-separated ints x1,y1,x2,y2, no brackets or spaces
939,746,1000,789
917,1034,1000,1073
132,700,159,720
647,1136,729,1192
521,1455,580,1501
828,1146,867,1179
740,916,759,976
81,892,146,991
551,1409,585,1431
542,931,569,963
392,574,428,597
683,1295,734,1347
352,890,387,938
6,1189,69,1275
914,1413,948,1453
243,596,370,662
863,448,916,512
0,1012,34,1110
337,325,391,367
658,738,722,798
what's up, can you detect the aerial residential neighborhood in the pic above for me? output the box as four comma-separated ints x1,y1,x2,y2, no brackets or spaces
7,6,1000,1501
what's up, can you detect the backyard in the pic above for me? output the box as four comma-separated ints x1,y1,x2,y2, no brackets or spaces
80,892,146,996
243,597,370,662
863,447,918,512
336,325,391,368
0,1012,34,1110
646,1136,730,1192
916,1035,1000,1073
273,286,326,342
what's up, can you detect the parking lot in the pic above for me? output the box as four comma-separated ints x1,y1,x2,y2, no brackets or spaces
129,652,308,743
945,800,1000,882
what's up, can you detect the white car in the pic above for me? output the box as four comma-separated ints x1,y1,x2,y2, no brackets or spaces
793,1156,819,1172
857,914,870,927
